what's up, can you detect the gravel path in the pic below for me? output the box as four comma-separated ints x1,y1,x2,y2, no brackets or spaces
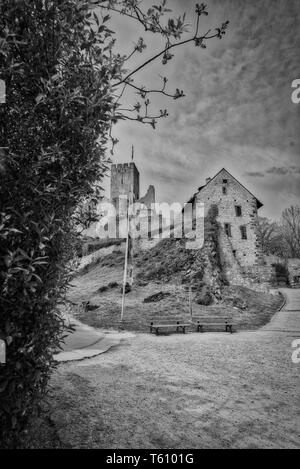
40,289,300,449
262,288,300,334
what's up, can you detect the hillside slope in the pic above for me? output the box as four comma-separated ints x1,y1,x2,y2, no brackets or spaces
68,237,282,331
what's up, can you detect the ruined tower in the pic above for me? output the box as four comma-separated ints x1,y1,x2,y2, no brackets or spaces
110,162,140,206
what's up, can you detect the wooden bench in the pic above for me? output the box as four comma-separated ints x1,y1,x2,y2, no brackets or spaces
192,316,235,333
149,316,191,335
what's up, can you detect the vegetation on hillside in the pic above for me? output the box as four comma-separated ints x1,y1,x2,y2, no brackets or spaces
136,206,227,304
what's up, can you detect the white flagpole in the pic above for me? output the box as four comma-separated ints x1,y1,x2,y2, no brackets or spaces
189,285,193,319
121,185,133,322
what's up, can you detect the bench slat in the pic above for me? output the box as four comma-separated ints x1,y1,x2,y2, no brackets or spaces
192,317,232,320
190,316,235,333
149,317,191,335
150,321,192,326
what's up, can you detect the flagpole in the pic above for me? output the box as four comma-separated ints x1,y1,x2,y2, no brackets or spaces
189,284,193,320
121,184,133,322
121,231,129,322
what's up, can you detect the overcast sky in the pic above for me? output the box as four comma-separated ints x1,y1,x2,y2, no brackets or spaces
103,0,300,220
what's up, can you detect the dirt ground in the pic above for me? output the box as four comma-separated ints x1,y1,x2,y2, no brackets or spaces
29,326,300,449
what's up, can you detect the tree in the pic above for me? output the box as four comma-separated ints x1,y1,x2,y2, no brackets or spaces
258,208,300,259
257,217,278,255
281,206,300,258
0,0,228,447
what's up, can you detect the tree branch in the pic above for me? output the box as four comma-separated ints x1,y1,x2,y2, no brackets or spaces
113,29,215,86
123,79,184,99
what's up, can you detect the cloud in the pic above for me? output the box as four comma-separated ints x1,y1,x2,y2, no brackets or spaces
266,167,290,175
109,0,300,219
267,166,300,175
246,166,300,176
245,171,265,177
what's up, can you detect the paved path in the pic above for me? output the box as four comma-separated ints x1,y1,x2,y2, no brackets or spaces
261,288,300,335
54,319,130,362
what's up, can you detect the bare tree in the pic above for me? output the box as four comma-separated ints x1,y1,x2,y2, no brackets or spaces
257,217,277,254
281,206,300,258
257,216,291,258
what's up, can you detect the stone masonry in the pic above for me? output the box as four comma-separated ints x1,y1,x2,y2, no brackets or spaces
287,259,300,287
110,162,140,205
190,168,264,268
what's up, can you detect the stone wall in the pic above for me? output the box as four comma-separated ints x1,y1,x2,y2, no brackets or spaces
138,185,155,208
287,258,300,287
76,242,125,273
110,162,140,205
264,254,284,266
218,225,274,291
242,265,276,288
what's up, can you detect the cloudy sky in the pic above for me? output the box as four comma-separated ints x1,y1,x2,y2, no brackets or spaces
103,0,300,220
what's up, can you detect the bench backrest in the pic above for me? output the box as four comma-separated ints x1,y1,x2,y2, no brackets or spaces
150,316,191,324
192,316,233,323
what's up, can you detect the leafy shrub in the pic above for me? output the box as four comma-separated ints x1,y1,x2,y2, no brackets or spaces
273,263,289,285
232,297,247,310
143,291,172,303
108,282,119,289
97,285,109,293
196,291,213,306
120,283,132,294
85,302,99,312
195,286,213,305
0,0,115,447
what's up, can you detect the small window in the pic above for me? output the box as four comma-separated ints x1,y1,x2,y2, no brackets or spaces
224,223,232,237
233,250,236,258
223,179,228,184
240,225,247,240
235,205,242,217
222,186,227,195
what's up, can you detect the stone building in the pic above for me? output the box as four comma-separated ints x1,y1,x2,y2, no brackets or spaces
188,168,274,289
189,168,263,267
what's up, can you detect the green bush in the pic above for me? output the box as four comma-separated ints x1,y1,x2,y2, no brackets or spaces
97,285,109,293
108,281,119,289
196,287,213,306
0,0,115,447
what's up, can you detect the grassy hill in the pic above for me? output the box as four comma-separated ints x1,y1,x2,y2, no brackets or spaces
67,236,283,332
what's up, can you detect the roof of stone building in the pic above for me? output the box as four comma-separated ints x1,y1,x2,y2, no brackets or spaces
187,168,263,209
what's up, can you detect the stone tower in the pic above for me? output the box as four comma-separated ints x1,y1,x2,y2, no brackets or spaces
110,162,140,206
